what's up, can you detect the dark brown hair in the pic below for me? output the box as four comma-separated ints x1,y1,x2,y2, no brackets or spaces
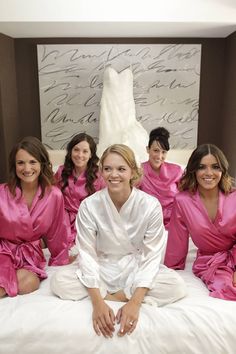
60,133,99,195
148,127,170,150
8,136,54,196
179,143,233,194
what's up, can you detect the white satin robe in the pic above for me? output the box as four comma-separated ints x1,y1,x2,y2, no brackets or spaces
51,188,187,304
75,188,166,295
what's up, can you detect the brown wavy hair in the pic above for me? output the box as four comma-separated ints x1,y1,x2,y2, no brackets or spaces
100,144,142,187
179,143,233,194
8,136,54,197
60,133,99,195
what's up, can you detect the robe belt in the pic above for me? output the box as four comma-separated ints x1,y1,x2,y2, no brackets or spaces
1,238,40,247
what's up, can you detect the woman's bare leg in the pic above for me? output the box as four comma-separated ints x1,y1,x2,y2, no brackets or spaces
16,269,40,295
0,287,6,298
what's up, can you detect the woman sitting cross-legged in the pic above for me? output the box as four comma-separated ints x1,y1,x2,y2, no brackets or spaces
54,133,105,251
51,144,187,338
165,143,236,300
0,136,69,298
139,127,183,229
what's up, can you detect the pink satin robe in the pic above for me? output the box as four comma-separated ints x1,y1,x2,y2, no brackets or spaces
139,161,183,228
55,165,105,245
0,184,69,297
165,190,236,300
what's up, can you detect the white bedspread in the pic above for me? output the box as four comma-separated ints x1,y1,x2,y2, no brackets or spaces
1,246,236,354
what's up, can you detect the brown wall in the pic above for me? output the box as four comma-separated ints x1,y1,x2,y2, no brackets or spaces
0,34,235,181
198,40,226,146
0,85,7,181
0,33,19,182
221,32,236,177
14,37,226,144
15,40,41,139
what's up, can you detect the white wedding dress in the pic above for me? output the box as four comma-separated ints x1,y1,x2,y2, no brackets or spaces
97,67,149,163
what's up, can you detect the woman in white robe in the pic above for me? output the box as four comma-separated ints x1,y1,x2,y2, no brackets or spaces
51,144,186,338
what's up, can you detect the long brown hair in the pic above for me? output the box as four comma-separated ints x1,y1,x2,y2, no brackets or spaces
179,144,233,194
61,133,99,195
8,136,54,196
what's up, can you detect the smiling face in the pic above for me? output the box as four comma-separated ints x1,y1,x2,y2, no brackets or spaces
196,154,222,193
101,152,133,196
71,140,92,173
147,140,168,172
15,149,41,188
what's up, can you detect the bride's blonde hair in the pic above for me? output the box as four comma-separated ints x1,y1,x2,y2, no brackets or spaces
100,144,142,187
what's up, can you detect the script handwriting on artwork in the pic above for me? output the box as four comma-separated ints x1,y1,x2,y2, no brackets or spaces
37,44,201,149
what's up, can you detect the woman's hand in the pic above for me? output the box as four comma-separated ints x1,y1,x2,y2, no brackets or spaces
233,271,236,287
88,288,115,338
116,287,148,336
116,299,140,336
92,299,115,338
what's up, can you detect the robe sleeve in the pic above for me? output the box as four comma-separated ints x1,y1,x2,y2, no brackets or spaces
75,202,100,288
45,188,69,266
164,196,189,269
132,200,167,290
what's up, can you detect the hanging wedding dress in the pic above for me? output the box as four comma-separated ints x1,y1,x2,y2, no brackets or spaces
97,67,149,163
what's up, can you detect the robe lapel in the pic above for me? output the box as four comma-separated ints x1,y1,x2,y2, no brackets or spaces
103,189,136,253
195,189,225,231
15,187,35,240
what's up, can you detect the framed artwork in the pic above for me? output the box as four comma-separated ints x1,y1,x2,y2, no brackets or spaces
37,44,201,149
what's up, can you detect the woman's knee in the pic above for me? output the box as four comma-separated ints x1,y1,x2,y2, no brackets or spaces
0,287,7,298
172,272,188,301
17,269,40,295
50,269,66,297
50,268,77,299
50,268,87,301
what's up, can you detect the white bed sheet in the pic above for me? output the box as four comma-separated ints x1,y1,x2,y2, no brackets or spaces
1,246,236,354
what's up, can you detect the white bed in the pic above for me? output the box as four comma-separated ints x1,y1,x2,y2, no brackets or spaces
1,149,236,354
1,244,236,354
